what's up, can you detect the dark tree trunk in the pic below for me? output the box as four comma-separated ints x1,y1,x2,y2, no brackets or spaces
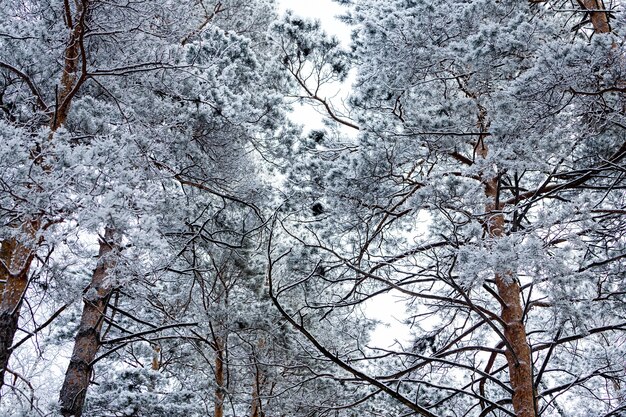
214,336,225,417
59,227,118,417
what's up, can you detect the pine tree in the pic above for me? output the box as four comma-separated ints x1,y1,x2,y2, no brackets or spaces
271,1,626,416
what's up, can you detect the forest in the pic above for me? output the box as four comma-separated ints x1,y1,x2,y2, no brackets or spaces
0,0,625,416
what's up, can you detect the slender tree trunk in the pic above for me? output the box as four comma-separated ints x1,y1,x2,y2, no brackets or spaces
250,339,265,417
59,227,118,417
495,272,535,417
251,381,261,417
151,343,161,371
214,336,225,417
51,0,88,132
0,0,88,392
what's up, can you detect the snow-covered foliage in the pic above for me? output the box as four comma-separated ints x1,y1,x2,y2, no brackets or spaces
269,1,626,416
0,0,625,416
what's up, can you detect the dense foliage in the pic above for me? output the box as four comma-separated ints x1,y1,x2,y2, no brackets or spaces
0,1,624,417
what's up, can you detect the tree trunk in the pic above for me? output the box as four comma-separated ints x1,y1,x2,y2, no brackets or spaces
59,227,118,417
496,272,535,417
0,221,38,393
214,336,225,417
151,343,161,371
580,0,611,34
250,339,265,417
251,382,261,417
473,109,536,417
51,0,88,131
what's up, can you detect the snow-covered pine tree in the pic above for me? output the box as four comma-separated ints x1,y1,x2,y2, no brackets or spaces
271,1,626,416
0,0,311,415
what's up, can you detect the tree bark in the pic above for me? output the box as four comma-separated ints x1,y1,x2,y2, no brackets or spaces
495,272,535,417
250,339,265,417
214,336,225,417
59,227,118,417
151,343,161,371
580,0,611,34
251,381,261,417
52,0,88,131
0,221,39,394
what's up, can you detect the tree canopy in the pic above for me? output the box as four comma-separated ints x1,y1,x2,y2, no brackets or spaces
0,1,624,416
